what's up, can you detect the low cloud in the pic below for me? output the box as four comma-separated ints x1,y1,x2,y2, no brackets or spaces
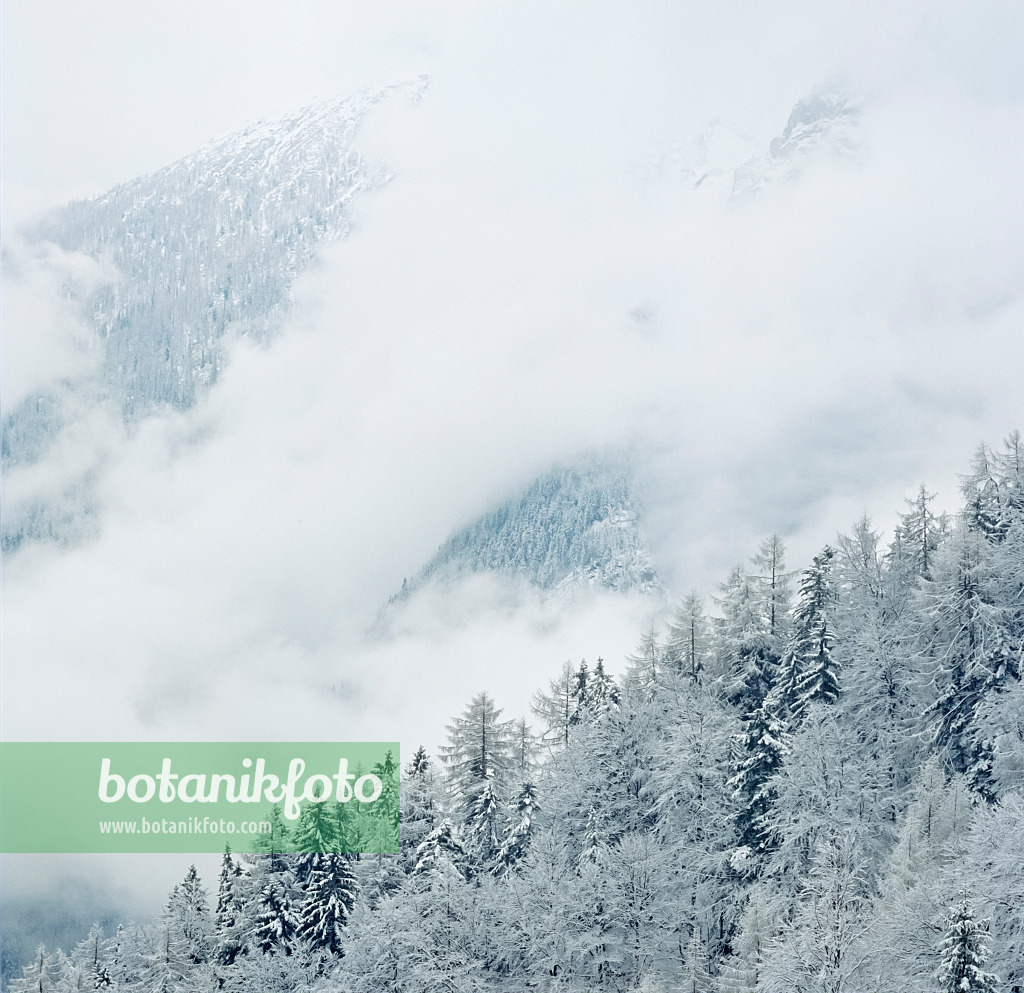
1,240,111,412
4,0,1024,767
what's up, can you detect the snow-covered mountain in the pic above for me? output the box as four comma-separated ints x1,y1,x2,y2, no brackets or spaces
2,83,422,550
6,85,409,446
732,88,859,196
636,87,859,198
4,82,853,572
387,460,665,609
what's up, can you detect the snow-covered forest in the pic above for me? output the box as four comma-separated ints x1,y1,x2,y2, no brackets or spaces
11,432,1023,993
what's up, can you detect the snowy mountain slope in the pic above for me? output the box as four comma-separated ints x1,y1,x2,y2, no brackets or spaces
732,88,859,196
3,82,422,550
387,460,665,610
636,88,860,198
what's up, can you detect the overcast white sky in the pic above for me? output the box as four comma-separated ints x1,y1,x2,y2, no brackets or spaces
3,0,1024,919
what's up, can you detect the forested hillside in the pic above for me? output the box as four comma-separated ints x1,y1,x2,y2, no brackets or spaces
11,433,1024,993
386,461,664,608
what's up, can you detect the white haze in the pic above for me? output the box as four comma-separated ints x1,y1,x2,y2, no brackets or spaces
3,0,1024,914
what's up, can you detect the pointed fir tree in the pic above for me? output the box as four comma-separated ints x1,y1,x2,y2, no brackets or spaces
248,858,300,956
789,546,840,718
367,749,401,851
493,781,539,877
167,865,211,966
575,657,619,721
730,694,789,853
412,817,470,881
715,565,778,717
401,746,442,869
407,744,430,777
294,796,344,858
937,894,999,993
465,776,503,862
295,853,358,958
214,846,247,966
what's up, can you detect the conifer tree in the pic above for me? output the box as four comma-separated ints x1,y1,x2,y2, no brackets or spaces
493,781,539,877
167,865,212,966
214,846,247,966
407,744,429,777
247,858,300,956
296,854,358,957
899,485,944,580
715,565,777,717
937,895,999,993
532,660,578,747
751,533,794,646
412,818,470,881
401,747,442,868
441,692,515,801
625,628,664,692
729,694,788,853
665,592,711,680
789,546,840,718
465,777,503,861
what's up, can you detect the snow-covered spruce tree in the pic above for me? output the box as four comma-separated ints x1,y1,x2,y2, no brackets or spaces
832,515,924,833
920,521,1020,790
245,855,301,956
574,657,620,722
295,853,357,958
730,693,788,855
294,795,346,859
493,781,539,877
937,895,999,993
412,817,471,881
465,776,503,860
366,749,401,849
958,793,1024,991
214,846,248,965
169,864,212,966
787,546,840,720
399,746,444,873
714,565,778,718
